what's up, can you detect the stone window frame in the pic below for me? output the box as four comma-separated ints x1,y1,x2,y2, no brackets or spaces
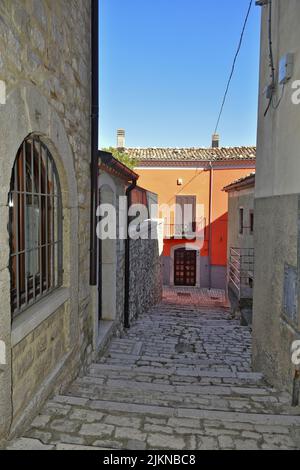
8,136,64,319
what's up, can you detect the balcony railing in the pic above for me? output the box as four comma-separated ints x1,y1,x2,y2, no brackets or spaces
228,247,254,299
164,222,204,240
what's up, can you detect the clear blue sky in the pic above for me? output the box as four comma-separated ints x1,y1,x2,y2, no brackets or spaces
100,0,261,149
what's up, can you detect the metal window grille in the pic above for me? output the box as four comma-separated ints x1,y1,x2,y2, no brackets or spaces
228,247,254,299
8,136,63,319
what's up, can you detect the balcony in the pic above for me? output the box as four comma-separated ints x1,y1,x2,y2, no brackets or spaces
228,247,254,300
163,222,201,240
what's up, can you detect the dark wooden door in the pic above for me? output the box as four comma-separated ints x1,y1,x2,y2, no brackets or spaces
174,249,197,286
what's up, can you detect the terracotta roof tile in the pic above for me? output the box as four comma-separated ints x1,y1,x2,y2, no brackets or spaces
123,146,256,163
223,172,256,192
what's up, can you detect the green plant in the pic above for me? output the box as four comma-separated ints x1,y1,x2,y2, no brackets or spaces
103,147,138,170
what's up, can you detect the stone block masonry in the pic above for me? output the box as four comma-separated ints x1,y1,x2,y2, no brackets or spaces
12,304,68,421
129,225,163,324
0,0,93,440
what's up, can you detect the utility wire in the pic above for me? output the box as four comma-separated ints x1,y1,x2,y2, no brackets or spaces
214,0,253,134
264,0,277,116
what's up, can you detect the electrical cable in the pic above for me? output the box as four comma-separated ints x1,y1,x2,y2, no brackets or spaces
272,83,285,110
264,0,277,116
214,0,254,134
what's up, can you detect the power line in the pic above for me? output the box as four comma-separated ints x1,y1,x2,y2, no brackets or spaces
214,0,254,134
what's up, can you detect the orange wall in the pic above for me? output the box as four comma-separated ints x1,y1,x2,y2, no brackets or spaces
137,166,254,266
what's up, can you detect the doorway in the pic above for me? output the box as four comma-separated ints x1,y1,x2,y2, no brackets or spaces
174,248,197,286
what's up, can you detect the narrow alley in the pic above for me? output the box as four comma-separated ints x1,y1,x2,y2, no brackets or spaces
6,291,300,451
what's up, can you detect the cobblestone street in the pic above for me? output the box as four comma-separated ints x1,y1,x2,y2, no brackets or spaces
6,295,300,450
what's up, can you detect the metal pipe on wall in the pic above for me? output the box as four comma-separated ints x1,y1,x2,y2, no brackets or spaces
124,180,137,329
208,162,213,290
90,0,99,286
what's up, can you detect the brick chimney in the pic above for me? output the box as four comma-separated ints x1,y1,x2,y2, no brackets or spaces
117,129,125,149
212,134,220,148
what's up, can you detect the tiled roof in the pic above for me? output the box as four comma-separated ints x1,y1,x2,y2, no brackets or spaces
123,146,256,163
223,172,255,192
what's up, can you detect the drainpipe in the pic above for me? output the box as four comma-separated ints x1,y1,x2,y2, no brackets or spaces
90,0,99,286
292,369,300,407
208,162,213,290
124,180,137,329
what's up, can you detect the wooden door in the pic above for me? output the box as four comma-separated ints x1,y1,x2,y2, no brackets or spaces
174,248,197,286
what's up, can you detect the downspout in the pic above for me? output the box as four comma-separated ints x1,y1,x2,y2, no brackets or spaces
208,162,213,290
292,369,300,407
90,0,99,286
124,180,137,329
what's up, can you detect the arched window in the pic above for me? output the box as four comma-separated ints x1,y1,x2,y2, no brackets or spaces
8,136,63,318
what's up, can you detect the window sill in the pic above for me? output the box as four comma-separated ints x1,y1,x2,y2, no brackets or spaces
11,287,70,347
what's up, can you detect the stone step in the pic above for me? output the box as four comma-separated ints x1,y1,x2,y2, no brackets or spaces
66,378,296,415
99,357,252,369
89,363,264,385
9,394,300,450
52,394,300,426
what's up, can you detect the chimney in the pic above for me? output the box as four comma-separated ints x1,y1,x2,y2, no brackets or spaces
212,134,220,148
117,129,125,149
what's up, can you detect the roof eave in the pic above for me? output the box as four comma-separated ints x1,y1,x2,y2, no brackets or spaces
99,151,139,182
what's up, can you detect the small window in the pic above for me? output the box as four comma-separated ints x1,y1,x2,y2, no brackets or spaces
250,211,254,234
8,136,63,319
239,208,244,235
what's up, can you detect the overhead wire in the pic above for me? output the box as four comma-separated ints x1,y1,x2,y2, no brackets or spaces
214,0,254,134
264,0,275,116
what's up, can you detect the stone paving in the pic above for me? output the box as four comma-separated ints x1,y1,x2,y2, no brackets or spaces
5,298,300,450
163,286,228,307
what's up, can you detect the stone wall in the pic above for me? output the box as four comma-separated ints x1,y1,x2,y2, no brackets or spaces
0,0,92,439
129,222,163,324
12,302,69,421
252,195,299,394
98,173,162,333
253,0,300,394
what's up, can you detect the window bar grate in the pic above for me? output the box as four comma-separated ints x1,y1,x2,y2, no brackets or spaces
31,139,36,304
9,136,63,317
14,165,20,312
45,147,49,293
23,141,28,308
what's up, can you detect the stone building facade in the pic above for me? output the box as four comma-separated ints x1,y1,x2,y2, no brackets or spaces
96,154,163,349
253,0,300,398
224,174,255,325
0,0,93,440
0,0,163,444
130,145,256,290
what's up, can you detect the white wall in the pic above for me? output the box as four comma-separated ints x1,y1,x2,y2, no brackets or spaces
256,0,300,199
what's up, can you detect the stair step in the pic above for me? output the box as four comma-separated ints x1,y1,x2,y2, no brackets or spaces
89,363,263,384
82,376,273,396
52,394,300,426
66,380,296,416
